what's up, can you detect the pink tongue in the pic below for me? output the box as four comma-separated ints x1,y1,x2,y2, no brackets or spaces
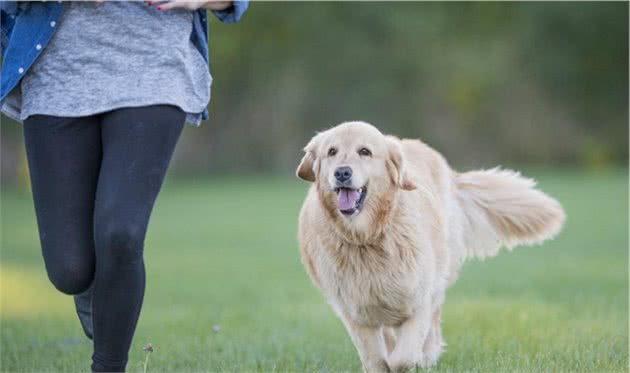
337,189,360,211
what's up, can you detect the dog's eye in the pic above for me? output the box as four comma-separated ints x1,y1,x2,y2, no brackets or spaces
328,147,337,157
358,147,372,157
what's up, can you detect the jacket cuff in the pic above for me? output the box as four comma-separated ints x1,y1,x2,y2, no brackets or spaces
211,0,249,23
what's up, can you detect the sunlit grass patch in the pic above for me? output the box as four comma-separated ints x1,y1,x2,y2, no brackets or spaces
1,265,72,319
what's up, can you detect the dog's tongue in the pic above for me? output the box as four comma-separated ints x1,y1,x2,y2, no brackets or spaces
337,188,360,211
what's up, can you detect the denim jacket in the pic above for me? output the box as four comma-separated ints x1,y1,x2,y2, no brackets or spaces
0,0,248,122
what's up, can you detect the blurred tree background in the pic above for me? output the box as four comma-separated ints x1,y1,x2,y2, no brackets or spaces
1,2,627,183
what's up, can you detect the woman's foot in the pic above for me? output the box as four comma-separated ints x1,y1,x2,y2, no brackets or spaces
74,287,93,340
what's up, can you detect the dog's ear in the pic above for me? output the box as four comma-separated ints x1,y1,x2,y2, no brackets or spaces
386,136,416,191
296,133,323,182
296,151,316,182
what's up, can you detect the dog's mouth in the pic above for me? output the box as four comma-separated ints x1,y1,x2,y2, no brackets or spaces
335,186,367,216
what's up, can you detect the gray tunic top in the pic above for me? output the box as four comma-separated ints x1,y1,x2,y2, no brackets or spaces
19,1,211,126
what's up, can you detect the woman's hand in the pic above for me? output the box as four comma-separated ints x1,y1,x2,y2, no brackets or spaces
146,0,233,11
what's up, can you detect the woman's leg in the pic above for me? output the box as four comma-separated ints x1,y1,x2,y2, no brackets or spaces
91,105,184,372
23,115,101,296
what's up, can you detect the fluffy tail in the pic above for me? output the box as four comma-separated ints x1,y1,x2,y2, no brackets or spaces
454,167,565,260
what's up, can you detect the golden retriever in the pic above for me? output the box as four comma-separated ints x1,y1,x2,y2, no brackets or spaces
296,121,565,372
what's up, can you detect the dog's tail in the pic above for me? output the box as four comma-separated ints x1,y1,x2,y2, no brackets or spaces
454,167,565,260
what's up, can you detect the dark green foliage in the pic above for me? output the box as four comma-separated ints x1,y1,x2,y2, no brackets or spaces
0,3,627,180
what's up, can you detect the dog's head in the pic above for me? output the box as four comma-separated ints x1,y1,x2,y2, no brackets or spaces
297,121,416,235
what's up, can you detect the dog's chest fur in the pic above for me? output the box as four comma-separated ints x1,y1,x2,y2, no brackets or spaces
315,233,422,327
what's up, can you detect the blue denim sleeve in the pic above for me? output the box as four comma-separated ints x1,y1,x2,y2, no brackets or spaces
0,1,18,15
211,0,249,23
0,2,18,58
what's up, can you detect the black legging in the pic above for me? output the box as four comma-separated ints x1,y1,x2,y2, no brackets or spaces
23,105,185,372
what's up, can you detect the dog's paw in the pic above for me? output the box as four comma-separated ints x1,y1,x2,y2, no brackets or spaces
387,351,422,373
363,359,391,373
387,359,417,373
387,340,423,372
418,353,439,370
388,350,440,372
421,338,444,368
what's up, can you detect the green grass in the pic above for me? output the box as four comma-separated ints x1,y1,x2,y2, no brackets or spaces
1,169,628,372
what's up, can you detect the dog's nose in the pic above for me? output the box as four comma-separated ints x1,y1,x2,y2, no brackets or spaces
334,166,353,183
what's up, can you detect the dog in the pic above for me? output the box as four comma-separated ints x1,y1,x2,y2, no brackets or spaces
296,121,565,372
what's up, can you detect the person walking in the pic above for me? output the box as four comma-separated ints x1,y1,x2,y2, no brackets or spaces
0,1,248,371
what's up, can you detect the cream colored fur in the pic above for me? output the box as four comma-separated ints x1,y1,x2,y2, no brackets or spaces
296,121,565,372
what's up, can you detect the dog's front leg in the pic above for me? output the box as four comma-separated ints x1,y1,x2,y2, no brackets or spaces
422,305,445,367
383,327,397,354
340,316,390,373
387,303,432,372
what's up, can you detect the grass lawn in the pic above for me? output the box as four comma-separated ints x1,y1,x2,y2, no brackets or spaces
1,169,627,372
